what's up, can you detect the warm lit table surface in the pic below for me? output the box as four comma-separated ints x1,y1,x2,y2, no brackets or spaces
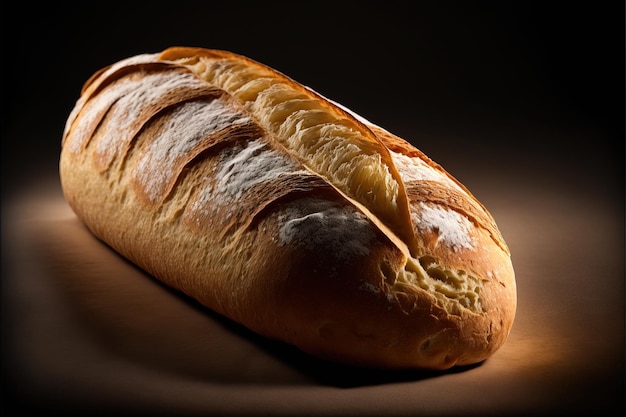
3,157,623,416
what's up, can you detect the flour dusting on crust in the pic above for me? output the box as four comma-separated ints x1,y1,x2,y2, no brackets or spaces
188,138,308,221
390,150,465,194
211,139,302,203
413,202,476,252
135,98,250,202
278,198,377,261
96,71,212,167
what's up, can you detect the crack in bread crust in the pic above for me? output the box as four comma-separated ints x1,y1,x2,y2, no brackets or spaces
405,181,508,254
159,47,417,258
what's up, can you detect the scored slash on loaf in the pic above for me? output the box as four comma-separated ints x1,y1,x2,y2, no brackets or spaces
60,47,516,370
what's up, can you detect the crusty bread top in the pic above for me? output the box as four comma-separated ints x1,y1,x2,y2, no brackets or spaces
63,46,508,259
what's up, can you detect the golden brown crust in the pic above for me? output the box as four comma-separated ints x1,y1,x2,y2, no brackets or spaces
59,47,516,370
370,124,509,255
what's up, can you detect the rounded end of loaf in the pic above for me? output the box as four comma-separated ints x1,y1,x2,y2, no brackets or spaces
232,194,516,371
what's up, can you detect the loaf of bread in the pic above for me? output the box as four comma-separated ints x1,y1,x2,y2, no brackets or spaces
60,47,516,370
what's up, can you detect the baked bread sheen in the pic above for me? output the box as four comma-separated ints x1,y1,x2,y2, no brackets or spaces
60,47,516,370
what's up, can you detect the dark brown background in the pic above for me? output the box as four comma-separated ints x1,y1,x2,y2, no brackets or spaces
2,2,624,416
